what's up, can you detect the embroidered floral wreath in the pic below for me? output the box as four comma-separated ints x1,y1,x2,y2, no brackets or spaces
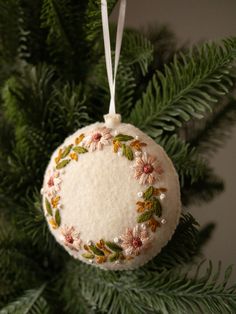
43,126,167,265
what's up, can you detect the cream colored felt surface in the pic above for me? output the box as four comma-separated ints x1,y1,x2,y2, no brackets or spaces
42,121,181,270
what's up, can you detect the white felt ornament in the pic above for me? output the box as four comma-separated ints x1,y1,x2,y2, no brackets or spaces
41,0,181,270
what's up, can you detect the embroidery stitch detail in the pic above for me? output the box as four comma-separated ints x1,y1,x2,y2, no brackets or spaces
43,128,167,265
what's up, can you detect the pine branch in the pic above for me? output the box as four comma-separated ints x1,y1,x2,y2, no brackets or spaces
0,216,65,308
147,215,215,271
17,5,32,61
41,0,73,53
0,125,51,202
58,271,96,314
85,0,117,43
0,189,63,261
40,0,87,80
92,26,160,111
0,0,20,63
157,134,207,186
0,220,46,285
41,0,118,81
17,0,48,64
2,63,56,129
88,58,136,120
0,246,43,309
188,96,236,155
0,285,49,314
0,152,37,202
0,115,14,155
0,0,21,85
15,190,56,250
1,1,236,311
145,214,200,270
50,82,91,134
124,25,184,113
3,63,91,135
129,38,236,137
59,260,236,314
121,29,154,76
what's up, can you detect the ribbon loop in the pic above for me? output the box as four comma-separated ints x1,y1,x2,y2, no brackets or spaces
101,0,127,114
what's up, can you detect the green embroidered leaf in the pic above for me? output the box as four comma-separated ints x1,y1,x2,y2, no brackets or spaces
122,144,134,161
56,159,71,169
55,209,61,226
61,144,73,158
137,210,154,223
125,145,134,161
122,143,126,155
82,253,95,259
113,134,134,142
89,244,105,256
105,241,123,252
153,198,162,217
73,146,88,154
143,186,154,200
45,198,52,216
109,252,120,262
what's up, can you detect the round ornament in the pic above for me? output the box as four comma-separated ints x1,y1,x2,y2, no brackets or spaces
41,114,181,270
41,0,181,270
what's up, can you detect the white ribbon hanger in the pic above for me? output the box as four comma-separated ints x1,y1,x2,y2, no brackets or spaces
101,0,127,115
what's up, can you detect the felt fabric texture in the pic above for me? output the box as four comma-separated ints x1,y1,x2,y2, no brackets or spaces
42,118,181,270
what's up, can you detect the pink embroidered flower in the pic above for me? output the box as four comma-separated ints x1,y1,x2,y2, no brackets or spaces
120,225,150,256
134,152,163,185
61,225,81,251
46,170,62,197
47,176,54,187
82,127,112,151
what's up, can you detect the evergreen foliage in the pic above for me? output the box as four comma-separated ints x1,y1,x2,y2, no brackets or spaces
59,260,236,314
0,285,49,314
129,39,236,137
0,0,236,313
189,96,236,154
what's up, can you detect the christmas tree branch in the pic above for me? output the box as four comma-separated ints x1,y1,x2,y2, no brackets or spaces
157,134,207,186
0,284,49,314
0,0,20,63
59,261,236,314
1,1,236,312
88,59,136,120
85,0,117,43
145,214,200,270
129,38,236,137
146,215,215,272
121,30,154,76
188,96,236,155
